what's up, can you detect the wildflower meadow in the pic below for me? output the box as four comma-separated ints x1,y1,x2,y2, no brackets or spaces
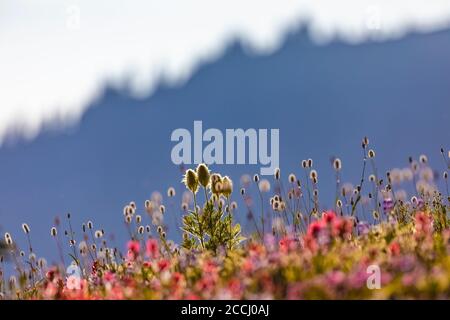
1,139,449,300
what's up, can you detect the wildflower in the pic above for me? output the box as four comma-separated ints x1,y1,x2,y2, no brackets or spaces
369,174,376,182
196,163,211,188
389,241,401,256
138,226,145,234
38,258,47,269
221,176,233,198
4,233,13,246
183,169,199,194
383,198,394,212
146,238,159,259
258,179,271,193
414,211,433,236
372,210,380,220
95,230,103,238
362,136,369,148
301,160,307,168
253,174,259,183
50,227,57,237
136,215,142,223
157,226,163,234
145,200,153,212
357,221,370,235
368,149,376,158
124,205,135,216
159,205,165,214
127,240,141,257
272,200,281,211
419,154,428,164
87,221,93,229
288,174,296,183
322,210,336,224
274,168,280,180
308,158,313,168
309,170,318,181
240,174,251,187
333,158,342,171
211,173,223,195
22,223,30,234
167,187,176,197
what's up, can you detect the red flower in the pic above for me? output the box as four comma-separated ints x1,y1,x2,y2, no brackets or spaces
322,210,337,224
307,221,323,239
389,241,401,256
157,258,170,271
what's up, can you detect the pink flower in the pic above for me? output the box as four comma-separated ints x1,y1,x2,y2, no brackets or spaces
414,211,433,235
322,210,337,224
66,275,81,290
103,271,116,283
127,240,141,260
146,238,160,259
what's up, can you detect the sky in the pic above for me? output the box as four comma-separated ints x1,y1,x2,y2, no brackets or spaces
1,1,450,144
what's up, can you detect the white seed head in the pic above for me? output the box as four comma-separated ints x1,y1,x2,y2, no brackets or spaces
21,223,30,234
167,187,176,197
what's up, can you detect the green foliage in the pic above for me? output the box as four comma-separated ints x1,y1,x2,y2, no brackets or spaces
182,198,245,252
181,164,245,252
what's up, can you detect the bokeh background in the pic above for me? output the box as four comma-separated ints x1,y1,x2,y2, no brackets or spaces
0,1,449,263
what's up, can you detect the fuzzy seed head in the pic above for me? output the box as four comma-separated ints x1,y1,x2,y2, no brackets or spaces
419,154,428,164
372,210,380,220
196,163,211,188
183,169,199,194
274,168,280,180
221,176,233,198
333,158,342,171
167,187,176,198
95,230,103,238
309,170,318,181
50,227,57,237
22,223,30,234
288,174,296,184
4,233,12,246
258,179,271,193
301,160,307,168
